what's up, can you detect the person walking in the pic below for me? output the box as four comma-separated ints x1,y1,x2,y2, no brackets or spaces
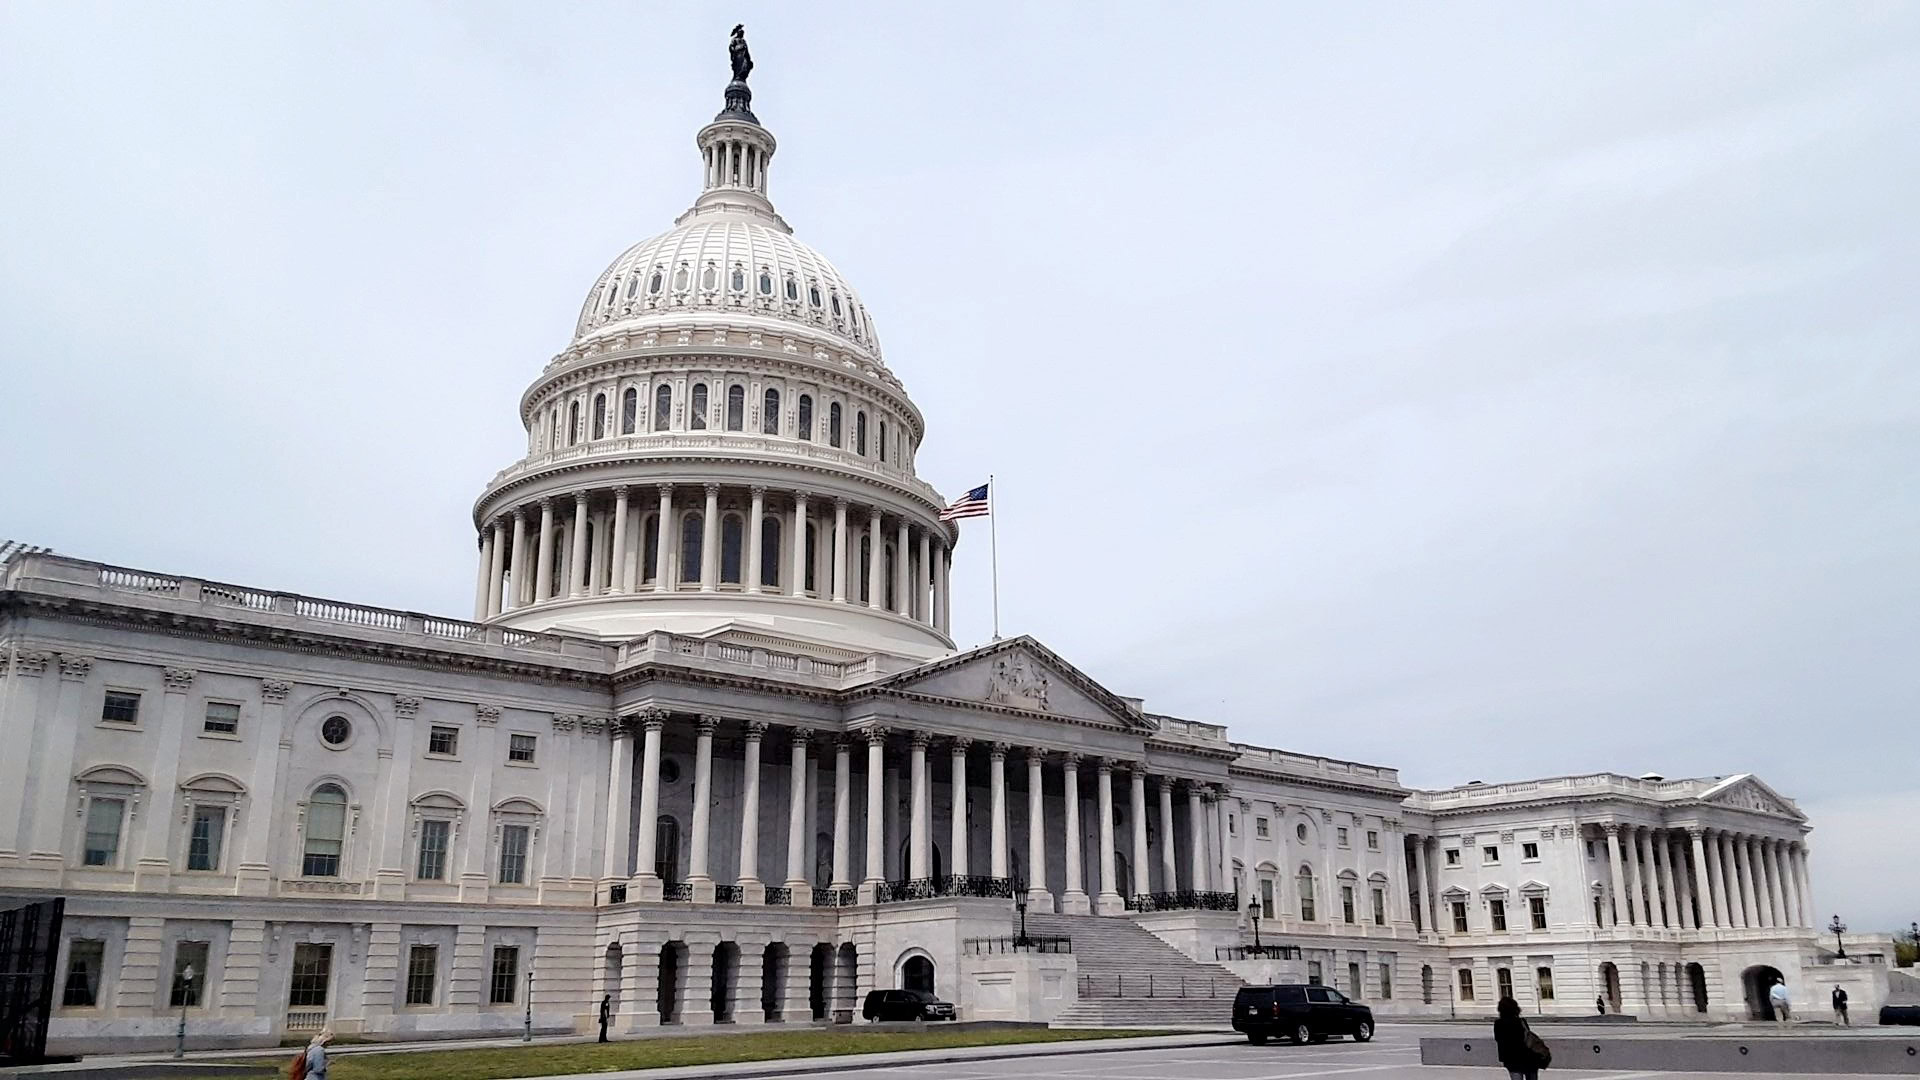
1832,986,1849,1026
302,1029,332,1080
1595,993,1607,1015
1769,978,1792,1022
1494,996,1550,1080
598,993,613,1042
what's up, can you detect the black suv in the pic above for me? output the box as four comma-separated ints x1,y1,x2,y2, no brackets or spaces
1233,984,1374,1045
862,988,956,1022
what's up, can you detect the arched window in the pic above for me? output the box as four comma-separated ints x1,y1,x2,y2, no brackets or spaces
653,384,671,431
648,270,663,295
725,385,745,431
592,394,607,440
784,275,798,302
567,402,580,446
797,394,813,441
858,535,871,604
828,403,843,448
720,514,744,584
680,513,703,584
804,523,818,594
303,784,347,877
690,384,708,430
902,955,934,995
672,266,690,292
621,387,638,434
855,411,868,456
730,266,745,292
878,420,888,462
808,283,822,308
830,291,842,317
642,514,659,584
884,545,897,610
625,275,638,299
758,269,773,295
762,388,780,435
760,517,781,589
548,408,560,451
655,816,680,882
700,265,717,291
1297,867,1317,921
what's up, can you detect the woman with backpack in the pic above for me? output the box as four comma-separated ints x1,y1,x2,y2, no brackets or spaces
1493,997,1550,1079
291,1029,332,1080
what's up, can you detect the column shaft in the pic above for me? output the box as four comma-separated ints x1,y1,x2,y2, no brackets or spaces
917,529,932,623
949,741,970,878
535,499,556,600
653,485,674,591
866,510,884,609
863,732,885,885
908,734,930,880
485,521,507,616
790,493,809,597
1689,830,1717,928
1414,836,1435,932
988,744,1009,878
1655,830,1679,927
610,487,631,593
934,543,950,634
568,495,590,597
1129,769,1149,898
1604,826,1628,928
1156,780,1177,893
634,716,664,883
700,484,720,591
1187,787,1207,891
831,739,852,889
602,727,634,882
746,487,765,594
1095,761,1118,904
1062,757,1085,906
737,725,764,886
1729,834,1753,928
786,733,810,891
688,718,717,885
1027,752,1048,903
507,511,529,608
831,501,849,603
473,533,492,619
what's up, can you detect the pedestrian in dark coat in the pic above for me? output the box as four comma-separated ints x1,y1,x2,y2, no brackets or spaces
598,994,612,1042
1494,996,1547,1080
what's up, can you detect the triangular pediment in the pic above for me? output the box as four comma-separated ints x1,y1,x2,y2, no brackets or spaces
870,636,1155,732
1699,774,1803,820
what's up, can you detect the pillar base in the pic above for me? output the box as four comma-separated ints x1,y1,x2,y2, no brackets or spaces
234,864,273,897
629,874,664,902
690,878,717,904
680,1009,716,1026
857,880,880,905
1026,887,1056,914
1095,891,1126,916
131,858,172,892
735,1010,767,1026
617,1008,660,1031
1060,890,1091,915
784,881,814,907
739,881,766,905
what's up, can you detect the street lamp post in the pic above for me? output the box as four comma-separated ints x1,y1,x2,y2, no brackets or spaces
523,964,534,1043
1247,900,1263,953
1012,872,1029,947
1828,914,1848,959
173,964,195,1059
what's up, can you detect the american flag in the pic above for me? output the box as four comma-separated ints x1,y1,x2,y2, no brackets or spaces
939,483,991,521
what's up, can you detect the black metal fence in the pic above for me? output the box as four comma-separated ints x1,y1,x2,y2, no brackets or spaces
764,887,792,906
962,935,1072,955
661,882,694,902
606,883,627,905
1124,890,1239,913
0,898,64,1065
1216,944,1301,961
818,887,858,908
714,885,744,905
1078,973,1237,999
875,875,1014,903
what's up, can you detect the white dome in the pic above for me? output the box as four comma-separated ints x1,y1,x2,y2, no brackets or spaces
573,216,883,360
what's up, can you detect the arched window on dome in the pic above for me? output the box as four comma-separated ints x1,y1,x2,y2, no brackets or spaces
804,523,818,594
720,514,744,585
730,266,745,293
625,275,639,299
855,411,868,456
784,275,798,302
878,420,887,463
548,408,560,451
621,387,638,435
567,402,580,447
649,270,663,295
700,265,718,291
601,280,617,310
808,282,822,308
830,291,842,317
672,266,690,292
690,384,708,430
680,512,703,585
653,385,671,432
858,534,872,604
641,514,659,585
760,517,781,589
797,394,813,441
828,403,843,448
763,388,780,435
758,269,773,296
592,394,607,440
725,385,745,431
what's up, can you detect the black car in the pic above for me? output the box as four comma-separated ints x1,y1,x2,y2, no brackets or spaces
1233,984,1374,1045
1881,1003,1920,1026
862,988,956,1022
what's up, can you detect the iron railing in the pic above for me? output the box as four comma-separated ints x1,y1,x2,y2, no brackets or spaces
1125,890,1238,913
963,935,1072,955
1078,973,1238,999
1216,944,1301,961
714,885,744,905
875,876,1014,903
662,882,694,902
818,887,858,908
606,884,627,905
765,887,793,906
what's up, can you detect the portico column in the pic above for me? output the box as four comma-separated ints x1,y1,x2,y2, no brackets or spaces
1129,767,1149,899
1027,751,1050,909
1729,833,1754,928
568,494,590,597
1777,839,1798,928
866,509,884,609
1061,755,1087,913
602,720,635,886
1632,828,1655,926
1709,831,1735,927
653,484,674,591
785,731,811,901
737,722,766,895
948,740,970,878
1794,843,1815,927
1156,779,1177,894
633,711,665,898
894,520,911,615
1094,759,1120,914
917,529,932,624
908,732,931,880
830,738,852,890
746,486,766,594
988,743,1009,879
507,509,529,608
687,715,718,901
1187,784,1207,891
534,498,556,600
861,728,887,896
1766,839,1789,928
1755,837,1779,928
831,500,849,603
789,492,809,598
1671,834,1696,929
1413,835,1435,933
1603,824,1628,927
1213,787,1231,893
1688,828,1717,928
700,484,720,591
485,519,507,617
1653,830,1679,928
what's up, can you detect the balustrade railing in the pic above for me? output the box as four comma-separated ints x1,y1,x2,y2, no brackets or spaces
962,935,1072,955
714,885,744,905
764,887,793,906
818,887,858,908
875,876,1013,903
1125,890,1239,913
662,882,694,903
1079,974,1237,999
1216,944,1301,961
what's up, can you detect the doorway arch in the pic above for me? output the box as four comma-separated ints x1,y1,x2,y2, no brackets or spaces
657,942,686,1023
900,952,935,995
1597,962,1622,1013
1687,962,1709,1013
810,943,831,1020
604,942,624,1016
761,943,785,1022
895,841,944,882
712,942,739,1022
834,943,858,1022
1742,965,1784,1020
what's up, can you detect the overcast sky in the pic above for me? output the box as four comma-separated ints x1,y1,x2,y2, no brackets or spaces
3,2,1916,930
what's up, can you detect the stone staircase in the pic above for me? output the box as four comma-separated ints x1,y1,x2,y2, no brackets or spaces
1027,912,1243,1028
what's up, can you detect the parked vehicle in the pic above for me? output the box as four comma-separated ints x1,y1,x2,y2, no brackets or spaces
862,988,956,1022
1881,1003,1920,1026
1232,983,1375,1045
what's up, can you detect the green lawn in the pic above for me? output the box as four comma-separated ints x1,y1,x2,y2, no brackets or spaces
228,1027,1161,1080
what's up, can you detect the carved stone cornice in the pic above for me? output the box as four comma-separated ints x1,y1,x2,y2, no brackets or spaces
13,651,51,677
744,720,769,740
695,714,720,736
57,654,91,681
582,715,612,737
551,713,579,733
475,704,502,725
636,706,668,733
909,730,932,750
161,667,194,693
394,695,422,718
261,678,293,703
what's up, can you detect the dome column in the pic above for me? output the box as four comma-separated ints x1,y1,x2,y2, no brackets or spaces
568,494,590,598
746,485,766,594
831,499,849,603
917,529,932,624
894,520,911,616
934,542,951,635
534,498,556,602
789,492,810,598
653,484,674,592
473,530,494,620
485,519,507,617
609,486,630,594
865,509,884,609
507,508,529,609
700,484,720,592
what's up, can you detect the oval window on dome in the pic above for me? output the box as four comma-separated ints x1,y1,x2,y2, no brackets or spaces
808,283,822,308
701,265,718,291
784,275,798,302
758,269,773,295
673,266,690,292
731,267,745,292
649,271,663,295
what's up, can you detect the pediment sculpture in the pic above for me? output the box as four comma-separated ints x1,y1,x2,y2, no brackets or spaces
986,654,1050,711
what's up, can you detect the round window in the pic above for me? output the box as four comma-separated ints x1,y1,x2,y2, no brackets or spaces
659,759,682,784
321,715,353,747
1296,823,1308,842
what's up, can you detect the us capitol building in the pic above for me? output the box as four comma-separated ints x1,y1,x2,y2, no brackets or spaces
0,35,1857,1052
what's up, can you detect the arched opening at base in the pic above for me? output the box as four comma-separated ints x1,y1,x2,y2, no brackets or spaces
604,943,624,1017
834,942,858,1023
1687,962,1709,1013
901,954,934,995
657,942,686,1024
1742,964,1784,1020
761,943,786,1021
1598,962,1622,1014
712,942,740,1023
810,943,831,1021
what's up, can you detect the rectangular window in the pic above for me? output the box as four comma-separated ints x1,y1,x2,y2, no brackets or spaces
1336,827,1349,846
62,939,104,1007
1458,968,1475,1001
1348,962,1361,998
1490,897,1508,931
1255,817,1269,839
1482,845,1500,864
1366,830,1379,850
428,726,459,756
508,733,537,763
405,945,437,1006
82,797,124,867
288,943,331,1008
1227,813,1236,836
1379,963,1392,999
489,946,519,1005
187,805,226,871
1451,900,1469,933
1307,960,1322,986
1529,896,1548,930
499,824,530,885
101,691,140,724
1536,966,1556,1000
1259,878,1275,920
169,940,209,1008
1371,887,1386,926
417,819,450,880
1496,967,1514,1000
202,701,240,735
1341,885,1356,924
1445,848,1460,866
1522,841,1540,860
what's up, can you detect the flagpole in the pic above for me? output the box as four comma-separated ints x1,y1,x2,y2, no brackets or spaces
988,474,1001,641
